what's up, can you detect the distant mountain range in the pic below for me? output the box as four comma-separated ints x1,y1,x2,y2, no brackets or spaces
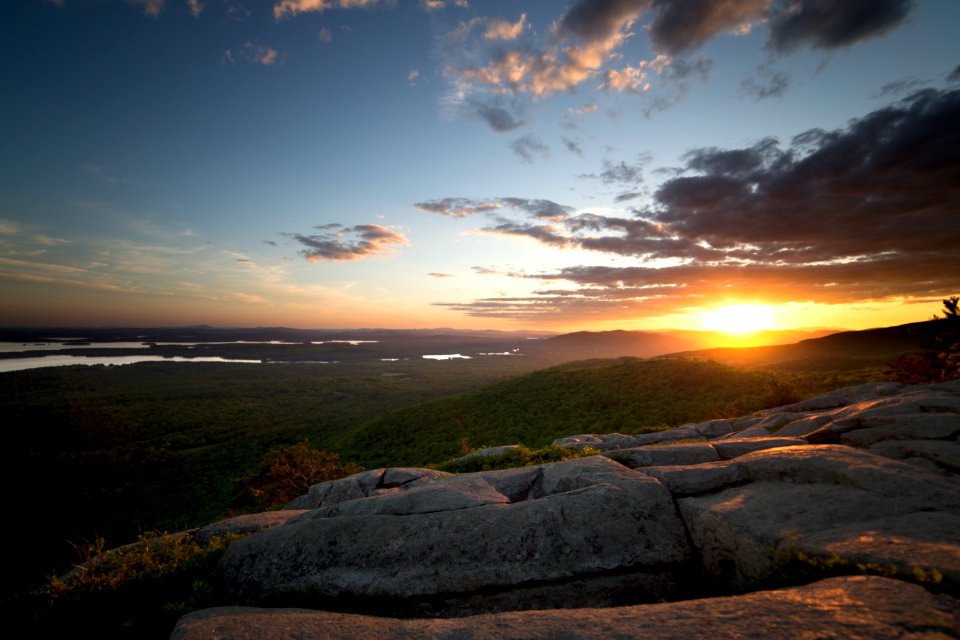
526,327,840,361
0,321,941,370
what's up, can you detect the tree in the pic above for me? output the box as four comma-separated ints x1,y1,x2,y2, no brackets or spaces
941,296,959,320
233,440,363,511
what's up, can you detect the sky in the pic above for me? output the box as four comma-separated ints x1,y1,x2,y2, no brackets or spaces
1,0,958,332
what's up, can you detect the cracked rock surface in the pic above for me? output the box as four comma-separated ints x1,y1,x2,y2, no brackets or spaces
175,380,960,638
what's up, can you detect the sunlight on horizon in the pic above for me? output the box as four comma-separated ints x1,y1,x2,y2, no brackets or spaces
701,304,776,335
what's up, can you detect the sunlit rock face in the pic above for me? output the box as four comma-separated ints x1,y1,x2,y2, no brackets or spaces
171,576,958,640
178,380,960,636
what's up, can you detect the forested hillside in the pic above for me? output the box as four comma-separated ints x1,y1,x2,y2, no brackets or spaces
343,357,884,467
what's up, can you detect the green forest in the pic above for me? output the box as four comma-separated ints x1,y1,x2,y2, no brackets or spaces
0,350,894,598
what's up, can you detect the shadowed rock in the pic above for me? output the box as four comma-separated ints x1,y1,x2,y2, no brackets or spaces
221,456,691,611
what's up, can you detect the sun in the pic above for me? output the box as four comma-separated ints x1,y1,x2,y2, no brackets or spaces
702,304,776,335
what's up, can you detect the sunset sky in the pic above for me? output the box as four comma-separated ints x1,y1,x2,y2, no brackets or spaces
2,0,958,332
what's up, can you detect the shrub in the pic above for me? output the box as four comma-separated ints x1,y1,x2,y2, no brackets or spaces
234,439,363,510
36,531,242,638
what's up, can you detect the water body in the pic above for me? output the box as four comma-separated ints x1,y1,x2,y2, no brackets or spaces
0,341,152,353
0,355,261,373
423,354,472,360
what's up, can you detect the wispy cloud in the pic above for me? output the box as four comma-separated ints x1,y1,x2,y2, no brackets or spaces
483,14,526,41
274,0,381,21
242,41,282,66
510,134,549,164
128,0,165,18
291,223,409,262
318,27,333,43
83,163,124,185
187,0,204,18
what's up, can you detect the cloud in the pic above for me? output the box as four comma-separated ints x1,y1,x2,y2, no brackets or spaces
872,76,925,99
292,223,409,262
187,0,204,18
83,163,123,185
242,42,282,66
318,27,333,43
948,65,960,84
483,220,570,247
413,197,502,218
647,0,768,54
562,137,584,156
451,0,642,99
415,197,573,221
422,0,468,9
599,158,645,184
436,88,960,320
740,69,790,100
470,101,524,132
510,134,549,163
766,0,916,53
129,0,165,17
428,272,453,278
442,0,909,128
558,0,647,42
499,198,574,220
483,14,527,41
274,0,380,21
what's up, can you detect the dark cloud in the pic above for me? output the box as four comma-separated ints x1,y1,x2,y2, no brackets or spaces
262,240,277,247
470,101,524,132
292,223,409,262
436,88,960,320
483,219,570,247
946,64,960,84
767,0,915,53
510,134,549,163
653,88,960,268
647,0,768,54
615,191,643,202
559,0,648,41
645,0,915,55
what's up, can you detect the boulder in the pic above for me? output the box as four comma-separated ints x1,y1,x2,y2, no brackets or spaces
170,576,959,640
641,460,750,497
680,444,960,589
284,468,450,510
221,456,692,611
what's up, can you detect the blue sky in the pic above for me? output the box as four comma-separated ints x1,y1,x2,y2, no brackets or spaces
1,0,958,331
